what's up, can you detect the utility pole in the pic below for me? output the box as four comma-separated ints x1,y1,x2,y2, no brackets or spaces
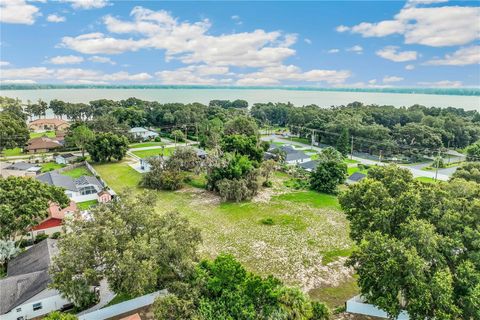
379,150,383,163
350,136,354,160
311,129,315,147
434,149,440,181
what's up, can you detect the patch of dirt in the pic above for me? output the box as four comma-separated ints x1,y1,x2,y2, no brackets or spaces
178,186,221,206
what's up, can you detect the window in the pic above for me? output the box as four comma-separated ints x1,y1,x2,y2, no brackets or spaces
17,317,24,320
32,303,42,311
79,185,97,195
16,308,22,312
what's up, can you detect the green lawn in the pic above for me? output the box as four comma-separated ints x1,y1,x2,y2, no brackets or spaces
61,166,92,178
128,141,165,148
77,200,98,210
344,158,359,164
40,162,65,172
290,137,310,144
415,177,441,184
94,160,357,308
422,161,463,171
132,147,175,159
2,148,23,157
30,131,55,139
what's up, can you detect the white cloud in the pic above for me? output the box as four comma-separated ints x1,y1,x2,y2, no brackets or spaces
60,6,297,68
347,45,363,54
0,79,37,84
328,48,340,54
340,4,480,47
237,64,351,85
0,0,40,25
47,55,84,65
0,61,10,66
0,66,153,83
405,64,415,70
417,80,463,87
425,45,480,66
383,76,404,83
62,0,109,10
304,38,312,45
47,14,66,23
231,15,242,25
156,65,232,85
368,79,377,84
88,55,116,65
336,25,349,33
376,46,418,62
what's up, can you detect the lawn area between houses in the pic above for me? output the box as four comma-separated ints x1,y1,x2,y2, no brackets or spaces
40,162,65,172
93,158,357,309
77,200,98,211
61,166,92,178
30,131,55,139
2,148,23,157
131,147,175,159
128,141,165,149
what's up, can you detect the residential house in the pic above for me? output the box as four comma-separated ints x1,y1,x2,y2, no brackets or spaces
97,190,112,203
28,118,69,132
129,127,159,140
139,156,163,172
55,153,80,165
0,162,41,178
36,171,104,202
28,201,78,239
0,239,72,320
269,145,310,165
298,160,319,172
26,137,62,153
346,172,367,185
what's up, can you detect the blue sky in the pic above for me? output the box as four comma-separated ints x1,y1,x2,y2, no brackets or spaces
1,0,479,87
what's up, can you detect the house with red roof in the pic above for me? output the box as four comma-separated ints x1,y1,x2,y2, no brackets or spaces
29,201,78,239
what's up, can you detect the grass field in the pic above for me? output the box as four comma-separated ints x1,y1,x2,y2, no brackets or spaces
131,147,175,159
128,141,165,149
61,166,92,178
77,200,98,210
93,158,357,308
2,148,23,157
30,131,55,139
415,177,441,184
40,162,65,172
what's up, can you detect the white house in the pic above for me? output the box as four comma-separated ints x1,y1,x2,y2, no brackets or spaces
0,239,72,320
55,153,80,165
269,145,311,165
129,127,159,140
346,295,409,319
36,171,105,202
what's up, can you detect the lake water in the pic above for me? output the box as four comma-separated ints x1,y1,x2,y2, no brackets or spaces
1,88,479,111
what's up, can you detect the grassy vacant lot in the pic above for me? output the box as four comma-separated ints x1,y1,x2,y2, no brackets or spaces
62,166,92,178
131,147,175,159
128,141,165,149
415,176,441,184
93,160,357,308
2,148,23,157
30,131,55,139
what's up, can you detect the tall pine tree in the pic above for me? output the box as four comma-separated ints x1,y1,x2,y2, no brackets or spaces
336,127,350,157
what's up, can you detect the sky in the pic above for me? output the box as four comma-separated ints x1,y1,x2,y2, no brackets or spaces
0,0,479,87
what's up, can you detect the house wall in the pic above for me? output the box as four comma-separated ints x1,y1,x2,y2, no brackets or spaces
55,156,67,165
0,289,70,320
28,225,63,239
71,193,98,203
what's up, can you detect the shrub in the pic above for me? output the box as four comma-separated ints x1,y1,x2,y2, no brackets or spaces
260,218,274,225
154,136,162,142
34,233,49,243
262,180,273,187
50,232,61,239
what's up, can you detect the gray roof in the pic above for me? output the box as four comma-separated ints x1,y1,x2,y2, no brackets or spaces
348,172,367,182
0,239,58,314
298,160,319,171
285,151,310,162
5,162,41,172
75,175,103,189
58,153,78,159
36,171,77,192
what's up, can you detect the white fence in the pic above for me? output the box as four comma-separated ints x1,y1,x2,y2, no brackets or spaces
346,296,410,320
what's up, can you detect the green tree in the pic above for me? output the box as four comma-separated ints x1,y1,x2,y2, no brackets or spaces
310,148,346,194
71,125,94,157
0,177,69,241
50,191,201,308
222,134,263,164
42,311,77,320
86,132,128,162
0,111,29,153
465,140,480,161
154,254,330,320
451,162,480,183
141,157,184,191
336,127,350,156
171,129,186,146
224,116,259,137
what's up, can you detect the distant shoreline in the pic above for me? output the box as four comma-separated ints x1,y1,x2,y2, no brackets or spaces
1,84,479,97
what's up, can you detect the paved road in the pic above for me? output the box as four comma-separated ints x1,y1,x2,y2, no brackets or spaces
262,134,451,181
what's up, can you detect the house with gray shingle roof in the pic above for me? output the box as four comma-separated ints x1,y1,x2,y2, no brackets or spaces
0,239,71,320
298,160,319,172
36,171,104,202
268,144,311,165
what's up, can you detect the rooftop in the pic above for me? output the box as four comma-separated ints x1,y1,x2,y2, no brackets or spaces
5,161,41,172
